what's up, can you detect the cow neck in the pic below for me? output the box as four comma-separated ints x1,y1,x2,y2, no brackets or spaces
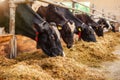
33,15,47,42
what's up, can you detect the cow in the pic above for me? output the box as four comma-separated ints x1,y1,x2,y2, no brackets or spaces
97,18,115,33
37,4,96,42
110,22,116,32
75,14,103,37
37,5,75,48
0,3,65,57
33,16,64,57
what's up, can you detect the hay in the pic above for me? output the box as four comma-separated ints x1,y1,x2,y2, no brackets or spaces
0,57,105,80
0,62,54,80
65,32,120,67
0,32,120,80
38,57,105,80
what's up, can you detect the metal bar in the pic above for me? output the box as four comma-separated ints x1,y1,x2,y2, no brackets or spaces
13,0,118,22
54,1,117,22
44,0,117,22
72,1,76,14
9,0,17,58
14,0,33,4
13,0,89,14
13,0,119,22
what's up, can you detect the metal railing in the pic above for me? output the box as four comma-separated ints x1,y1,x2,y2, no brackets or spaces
72,0,118,22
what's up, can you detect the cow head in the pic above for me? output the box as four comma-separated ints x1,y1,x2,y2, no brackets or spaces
80,23,97,42
41,4,75,49
57,20,75,48
110,22,116,32
93,25,104,37
97,18,109,28
33,18,65,57
89,23,104,37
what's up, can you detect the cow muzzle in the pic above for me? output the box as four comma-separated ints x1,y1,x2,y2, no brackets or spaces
67,44,73,48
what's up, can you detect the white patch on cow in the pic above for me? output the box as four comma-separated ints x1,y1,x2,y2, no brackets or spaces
107,21,112,30
62,51,65,57
103,21,112,32
89,26,92,29
74,34,79,42
50,22,61,39
94,18,99,22
67,21,75,32
103,28,109,32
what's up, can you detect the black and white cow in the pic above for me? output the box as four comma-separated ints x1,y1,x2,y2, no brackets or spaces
97,18,115,33
37,5,75,48
0,3,65,57
37,4,96,42
75,14,104,37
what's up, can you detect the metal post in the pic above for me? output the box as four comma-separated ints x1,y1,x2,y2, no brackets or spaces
108,13,110,19
113,15,116,20
9,0,17,58
91,4,95,18
72,1,76,14
102,9,105,17
91,4,95,14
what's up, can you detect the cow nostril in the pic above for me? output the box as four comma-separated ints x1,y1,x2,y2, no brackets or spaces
67,44,72,48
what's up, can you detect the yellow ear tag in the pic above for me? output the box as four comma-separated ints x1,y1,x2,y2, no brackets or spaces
96,27,98,30
78,28,81,31
57,26,62,30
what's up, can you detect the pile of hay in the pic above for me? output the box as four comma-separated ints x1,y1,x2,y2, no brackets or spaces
65,32,120,67
0,32,120,80
0,56,105,80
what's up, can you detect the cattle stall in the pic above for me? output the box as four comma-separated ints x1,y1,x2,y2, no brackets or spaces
0,0,119,58
0,0,120,80
0,1,119,56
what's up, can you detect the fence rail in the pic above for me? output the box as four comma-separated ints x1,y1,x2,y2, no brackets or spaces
12,0,118,22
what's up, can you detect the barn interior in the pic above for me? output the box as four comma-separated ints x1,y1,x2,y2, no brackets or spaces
0,0,120,80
